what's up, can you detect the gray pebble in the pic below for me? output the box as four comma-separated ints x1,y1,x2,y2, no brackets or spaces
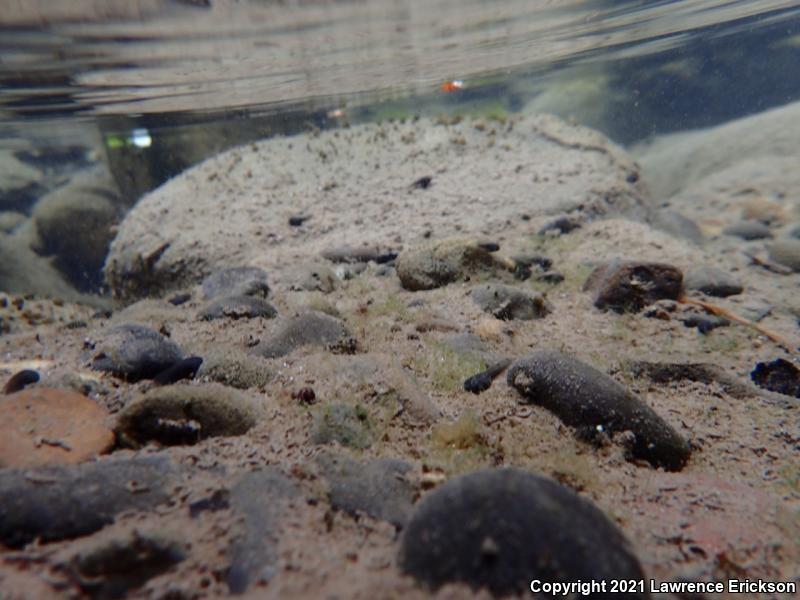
90,323,183,382
317,453,415,528
199,295,277,320
289,263,337,293
69,529,186,599
400,468,647,596
252,311,356,358
768,240,800,272
507,351,690,470
201,266,270,300
470,283,550,320
723,221,773,240
683,266,743,297
321,244,382,264
395,238,504,291
227,469,297,594
0,454,177,548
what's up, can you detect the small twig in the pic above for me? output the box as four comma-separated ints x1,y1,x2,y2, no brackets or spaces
679,295,794,353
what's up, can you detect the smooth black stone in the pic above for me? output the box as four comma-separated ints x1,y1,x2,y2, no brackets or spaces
0,455,176,548
507,351,690,471
400,468,648,597
3,369,39,394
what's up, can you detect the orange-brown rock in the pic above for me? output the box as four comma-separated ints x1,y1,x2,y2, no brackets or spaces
0,388,114,467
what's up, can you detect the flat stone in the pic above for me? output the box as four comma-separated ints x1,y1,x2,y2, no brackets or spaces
768,239,800,272
751,358,800,399
470,283,550,320
583,260,683,313
400,468,647,596
198,295,277,320
317,453,415,528
507,350,691,470
227,469,297,594
252,311,357,358
683,266,743,297
650,210,704,245
288,263,337,293
115,383,261,447
0,388,114,468
199,348,275,389
201,266,270,300
0,454,177,548
396,238,512,291
723,220,773,240
90,323,183,382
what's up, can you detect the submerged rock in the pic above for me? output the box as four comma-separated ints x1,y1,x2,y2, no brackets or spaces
252,311,356,358
317,453,415,528
507,351,691,470
227,469,297,594
0,388,114,468
683,266,743,297
69,529,186,600
311,404,374,450
470,283,550,320
201,266,270,300
198,295,277,320
751,358,800,398
400,468,648,597
90,323,183,382
583,260,683,313
116,383,261,447
768,240,800,272
0,454,177,548
723,220,772,240
396,238,510,291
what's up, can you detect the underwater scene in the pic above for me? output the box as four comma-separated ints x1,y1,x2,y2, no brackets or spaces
1,0,799,598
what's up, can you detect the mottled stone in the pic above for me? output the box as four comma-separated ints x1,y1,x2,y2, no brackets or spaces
198,295,277,320
470,283,550,320
252,311,356,358
311,404,374,449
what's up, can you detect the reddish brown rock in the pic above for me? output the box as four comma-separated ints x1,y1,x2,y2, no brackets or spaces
583,260,683,313
0,388,114,467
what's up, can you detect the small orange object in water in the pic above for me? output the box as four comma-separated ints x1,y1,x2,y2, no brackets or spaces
441,79,464,93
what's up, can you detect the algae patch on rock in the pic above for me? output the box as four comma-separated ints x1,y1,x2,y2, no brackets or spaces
116,383,261,447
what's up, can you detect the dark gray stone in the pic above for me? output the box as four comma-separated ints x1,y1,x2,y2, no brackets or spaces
90,324,183,382
583,260,683,313
227,469,297,594
252,311,356,358
723,221,773,240
0,455,177,548
69,529,186,600
201,267,270,300
470,283,550,320
317,454,415,528
198,295,277,320
507,351,690,470
400,468,647,597
683,266,743,297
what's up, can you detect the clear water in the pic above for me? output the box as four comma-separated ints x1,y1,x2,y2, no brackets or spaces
1,0,800,297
